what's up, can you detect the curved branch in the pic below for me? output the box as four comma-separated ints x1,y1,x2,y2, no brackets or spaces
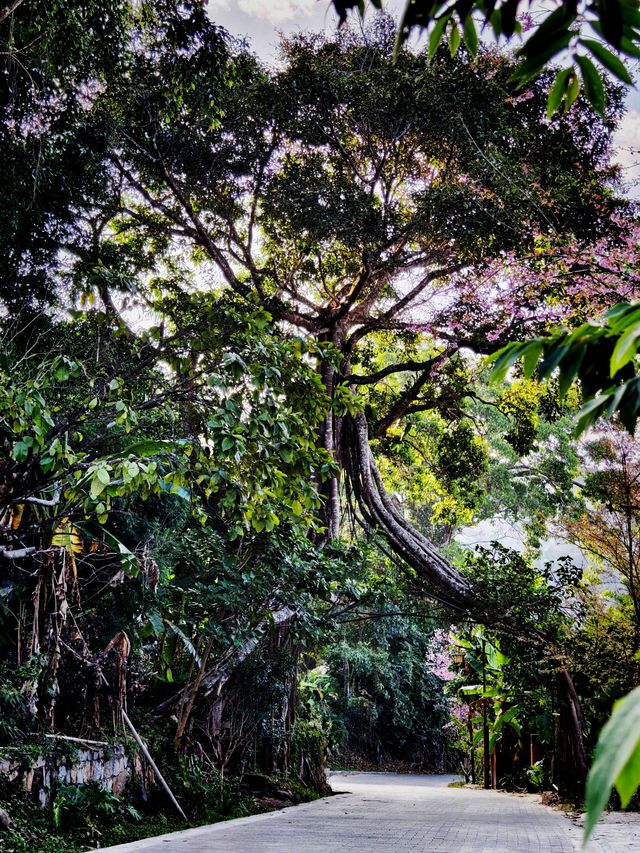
347,412,474,610
372,347,456,436
349,354,448,386
344,410,588,793
0,0,25,23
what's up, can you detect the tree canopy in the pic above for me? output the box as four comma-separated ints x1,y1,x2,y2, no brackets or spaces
2,2,640,844
335,0,640,115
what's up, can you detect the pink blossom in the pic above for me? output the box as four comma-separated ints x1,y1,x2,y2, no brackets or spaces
519,12,535,32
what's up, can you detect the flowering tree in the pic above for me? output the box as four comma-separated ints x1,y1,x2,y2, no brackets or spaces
561,426,640,645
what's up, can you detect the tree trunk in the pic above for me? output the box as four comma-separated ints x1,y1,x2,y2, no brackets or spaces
318,359,341,543
555,668,589,800
344,410,589,796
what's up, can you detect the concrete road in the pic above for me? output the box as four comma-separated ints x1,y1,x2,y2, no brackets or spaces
96,771,640,853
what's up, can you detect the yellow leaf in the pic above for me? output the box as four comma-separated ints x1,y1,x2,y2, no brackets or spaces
52,518,83,554
11,504,24,530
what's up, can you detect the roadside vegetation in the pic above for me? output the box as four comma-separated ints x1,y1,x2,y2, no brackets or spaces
1,1,640,848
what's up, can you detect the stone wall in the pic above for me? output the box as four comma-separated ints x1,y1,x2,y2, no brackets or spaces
0,739,131,805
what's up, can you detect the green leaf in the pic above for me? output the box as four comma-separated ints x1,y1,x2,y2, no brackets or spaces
459,684,483,695
564,70,580,111
576,54,606,114
574,393,611,437
11,441,29,462
166,621,202,667
610,323,640,376
607,305,640,335
604,383,628,419
96,467,111,486
512,31,575,85
449,22,461,57
55,367,70,382
580,38,634,83
546,67,573,117
90,478,106,500
604,301,640,326
521,341,543,377
618,377,640,433
488,341,537,384
557,347,586,397
463,14,478,57
101,529,140,576
147,610,165,637
429,15,450,61
619,35,640,59
538,341,570,379
616,739,640,808
517,3,576,59
584,686,640,844
116,438,187,458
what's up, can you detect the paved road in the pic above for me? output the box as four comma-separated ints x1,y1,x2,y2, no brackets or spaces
98,771,640,853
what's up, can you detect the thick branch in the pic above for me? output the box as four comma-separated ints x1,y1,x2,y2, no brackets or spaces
0,546,37,559
349,354,447,386
347,412,474,609
0,0,25,23
373,347,456,436
153,606,297,716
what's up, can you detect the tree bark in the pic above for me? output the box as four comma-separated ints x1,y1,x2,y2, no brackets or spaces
346,412,475,610
556,667,589,800
0,0,25,24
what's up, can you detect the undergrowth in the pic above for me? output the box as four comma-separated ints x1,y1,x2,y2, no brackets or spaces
0,760,319,852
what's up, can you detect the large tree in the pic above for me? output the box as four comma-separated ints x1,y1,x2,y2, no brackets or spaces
2,3,631,792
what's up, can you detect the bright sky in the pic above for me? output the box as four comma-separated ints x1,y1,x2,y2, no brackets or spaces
207,0,639,197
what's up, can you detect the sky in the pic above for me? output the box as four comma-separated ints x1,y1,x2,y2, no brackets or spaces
206,0,640,197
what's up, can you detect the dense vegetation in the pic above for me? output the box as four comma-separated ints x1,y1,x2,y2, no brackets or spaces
1,1,639,849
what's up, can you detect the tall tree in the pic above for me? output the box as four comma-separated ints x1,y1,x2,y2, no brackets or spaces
333,0,640,116
3,5,629,792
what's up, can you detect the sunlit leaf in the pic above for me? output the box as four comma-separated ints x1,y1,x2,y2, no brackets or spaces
584,686,640,844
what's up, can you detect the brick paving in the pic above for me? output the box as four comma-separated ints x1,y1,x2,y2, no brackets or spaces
97,771,640,853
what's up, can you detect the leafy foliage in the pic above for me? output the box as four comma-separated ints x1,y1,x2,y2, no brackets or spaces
490,301,640,436
335,1,639,115
585,686,640,843
0,1,637,838
321,615,460,770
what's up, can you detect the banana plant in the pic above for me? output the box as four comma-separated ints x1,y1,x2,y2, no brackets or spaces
454,632,525,755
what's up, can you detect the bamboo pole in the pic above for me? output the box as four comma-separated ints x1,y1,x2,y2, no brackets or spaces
96,669,189,823
121,706,188,823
